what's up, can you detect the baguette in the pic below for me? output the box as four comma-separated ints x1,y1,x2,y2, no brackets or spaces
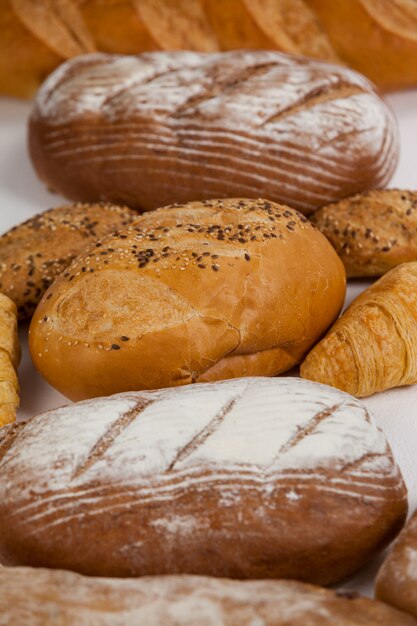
29,198,345,400
0,377,407,583
2,567,417,625
2,0,417,98
305,0,417,91
301,262,417,397
28,50,399,215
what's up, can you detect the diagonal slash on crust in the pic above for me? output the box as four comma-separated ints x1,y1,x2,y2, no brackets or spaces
72,397,154,479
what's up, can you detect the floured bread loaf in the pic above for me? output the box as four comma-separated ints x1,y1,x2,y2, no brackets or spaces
0,377,407,583
376,510,417,619
2,568,417,626
28,50,399,215
29,199,345,400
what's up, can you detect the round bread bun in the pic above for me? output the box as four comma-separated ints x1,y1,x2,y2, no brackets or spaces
29,198,346,400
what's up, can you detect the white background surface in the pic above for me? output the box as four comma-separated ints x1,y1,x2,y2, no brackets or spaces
0,89,416,596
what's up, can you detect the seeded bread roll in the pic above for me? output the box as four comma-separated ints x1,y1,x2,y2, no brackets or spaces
2,568,417,626
301,262,417,397
0,293,20,427
376,509,417,619
28,50,399,216
311,190,417,277
0,203,137,320
0,378,407,582
29,198,346,400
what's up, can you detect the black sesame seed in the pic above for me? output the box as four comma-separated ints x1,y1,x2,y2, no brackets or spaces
120,336,130,341
245,253,250,261
111,344,121,350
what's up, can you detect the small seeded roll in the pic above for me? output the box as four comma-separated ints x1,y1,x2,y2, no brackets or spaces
0,293,20,426
29,198,346,400
0,203,137,319
311,190,417,277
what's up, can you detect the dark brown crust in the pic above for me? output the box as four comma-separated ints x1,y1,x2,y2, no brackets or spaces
376,510,417,619
0,380,407,584
28,50,399,215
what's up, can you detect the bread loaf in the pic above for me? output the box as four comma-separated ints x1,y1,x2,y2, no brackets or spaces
3,0,417,98
0,294,20,427
311,190,417,278
0,377,407,583
0,202,137,320
202,0,338,60
28,50,399,215
29,199,345,400
376,509,417,619
2,568,417,626
305,0,417,91
301,262,417,397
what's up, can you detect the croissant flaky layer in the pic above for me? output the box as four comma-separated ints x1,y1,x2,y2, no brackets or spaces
0,293,20,426
301,262,417,397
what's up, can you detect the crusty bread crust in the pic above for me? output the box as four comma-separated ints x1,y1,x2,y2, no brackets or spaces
2,568,417,625
0,202,137,319
376,510,417,619
311,189,417,278
28,50,398,215
0,378,407,583
29,198,346,400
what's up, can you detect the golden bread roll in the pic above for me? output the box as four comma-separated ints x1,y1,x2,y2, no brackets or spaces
29,199,346,400
305,0,417,91
0,293,20,427
376,509,417,619
301,262,417,397
311,190,417,278
0,378,407,582
0,203,137,320
28,50,399,216
2,568,417,625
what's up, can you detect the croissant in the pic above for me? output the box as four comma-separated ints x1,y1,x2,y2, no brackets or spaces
300,262,417,397
0,293,20,426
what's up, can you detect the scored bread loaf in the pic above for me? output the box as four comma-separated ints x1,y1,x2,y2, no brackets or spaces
0,377,407,583
2,568,417,626
28,50,399,215
29,199,346,400
301,262,417,397
0,202,137,320
376,509,417,619
311,189,417,278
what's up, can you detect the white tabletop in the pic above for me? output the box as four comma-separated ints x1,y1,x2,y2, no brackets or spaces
0,88,416,596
